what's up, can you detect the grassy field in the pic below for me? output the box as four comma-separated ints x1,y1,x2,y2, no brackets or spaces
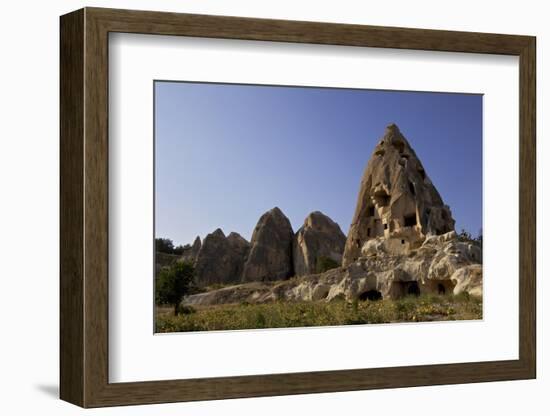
155,293,482,333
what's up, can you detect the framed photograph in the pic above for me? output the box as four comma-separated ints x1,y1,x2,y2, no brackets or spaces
60,7,536,408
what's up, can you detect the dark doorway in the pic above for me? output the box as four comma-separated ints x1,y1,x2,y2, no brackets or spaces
359,290,382,301
437,283,446,295
407,281,420,297
404,214,417,227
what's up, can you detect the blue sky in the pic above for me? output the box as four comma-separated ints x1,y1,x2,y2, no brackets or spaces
155,81,482,246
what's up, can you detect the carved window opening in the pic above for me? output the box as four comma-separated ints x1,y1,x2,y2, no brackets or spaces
404,214,417,227
394,140,405,153
367,205,375,217
408,181,416,196
374,191,390,207
438,283,446,295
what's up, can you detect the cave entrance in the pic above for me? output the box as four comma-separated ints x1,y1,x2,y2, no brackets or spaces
407,281,420,297
437,283,446,295
359,290,382,301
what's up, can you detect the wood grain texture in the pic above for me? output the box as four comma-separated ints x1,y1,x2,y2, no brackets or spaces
59,7,537,408
59,8,84,407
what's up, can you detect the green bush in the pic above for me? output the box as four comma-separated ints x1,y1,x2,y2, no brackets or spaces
315,256,339,273
156,262,195,315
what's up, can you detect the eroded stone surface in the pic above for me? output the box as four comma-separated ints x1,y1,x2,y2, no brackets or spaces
194,229,250,286
241,207,294,282
343,124,455,266
293,211,346,276
184,231,482,306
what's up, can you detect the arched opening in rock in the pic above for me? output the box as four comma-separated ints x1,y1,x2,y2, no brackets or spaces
359,290,383,301
407,281,420,297
430,279,455,295
404,214,417,227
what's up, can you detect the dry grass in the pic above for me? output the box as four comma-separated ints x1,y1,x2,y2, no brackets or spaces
155,293,482,333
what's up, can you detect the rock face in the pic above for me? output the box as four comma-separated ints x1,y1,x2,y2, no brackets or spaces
343,124,455,266
184,231,482,306
194,229,250,286
242,207,294,282
180,236,201,264
293,211,346,276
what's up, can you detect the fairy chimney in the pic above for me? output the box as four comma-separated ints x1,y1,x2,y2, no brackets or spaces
342,124,455,266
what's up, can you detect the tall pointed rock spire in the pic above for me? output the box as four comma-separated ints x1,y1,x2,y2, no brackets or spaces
342,124,455,266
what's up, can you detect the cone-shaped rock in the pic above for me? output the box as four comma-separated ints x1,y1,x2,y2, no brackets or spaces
180,235,201,264
242,207,294,282
342,124,455,266
293,211,346,276
195,229,250,286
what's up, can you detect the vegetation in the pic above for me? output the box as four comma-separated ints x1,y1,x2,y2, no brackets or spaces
457,228,483,248
315,256,340,274
155,293,482,333
155,237,190,255
155,262,195,315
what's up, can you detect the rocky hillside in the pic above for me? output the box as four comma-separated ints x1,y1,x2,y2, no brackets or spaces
183,231,482,306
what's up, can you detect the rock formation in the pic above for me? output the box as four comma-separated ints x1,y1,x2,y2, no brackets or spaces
343,123,455,266
181,124,482,307
180,236,201,264
194,229,250,286
293,211,346,276
242,207,294,282
184,231,482,306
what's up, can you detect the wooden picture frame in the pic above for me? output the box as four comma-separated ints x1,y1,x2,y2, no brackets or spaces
60,7,536,408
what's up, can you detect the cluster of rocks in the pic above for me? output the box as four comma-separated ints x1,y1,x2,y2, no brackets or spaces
163,208,346,287
184,230,482,306
161,123,483,306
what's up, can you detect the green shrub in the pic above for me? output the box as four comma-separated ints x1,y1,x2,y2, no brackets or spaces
156,262,195,316
315,256,339,273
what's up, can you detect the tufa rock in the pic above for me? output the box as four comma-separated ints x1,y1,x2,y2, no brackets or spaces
242,207,294,282
194,229,250,286
184,231,482,306
180,236,201,264
343,124,455,266
293,211,346,276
